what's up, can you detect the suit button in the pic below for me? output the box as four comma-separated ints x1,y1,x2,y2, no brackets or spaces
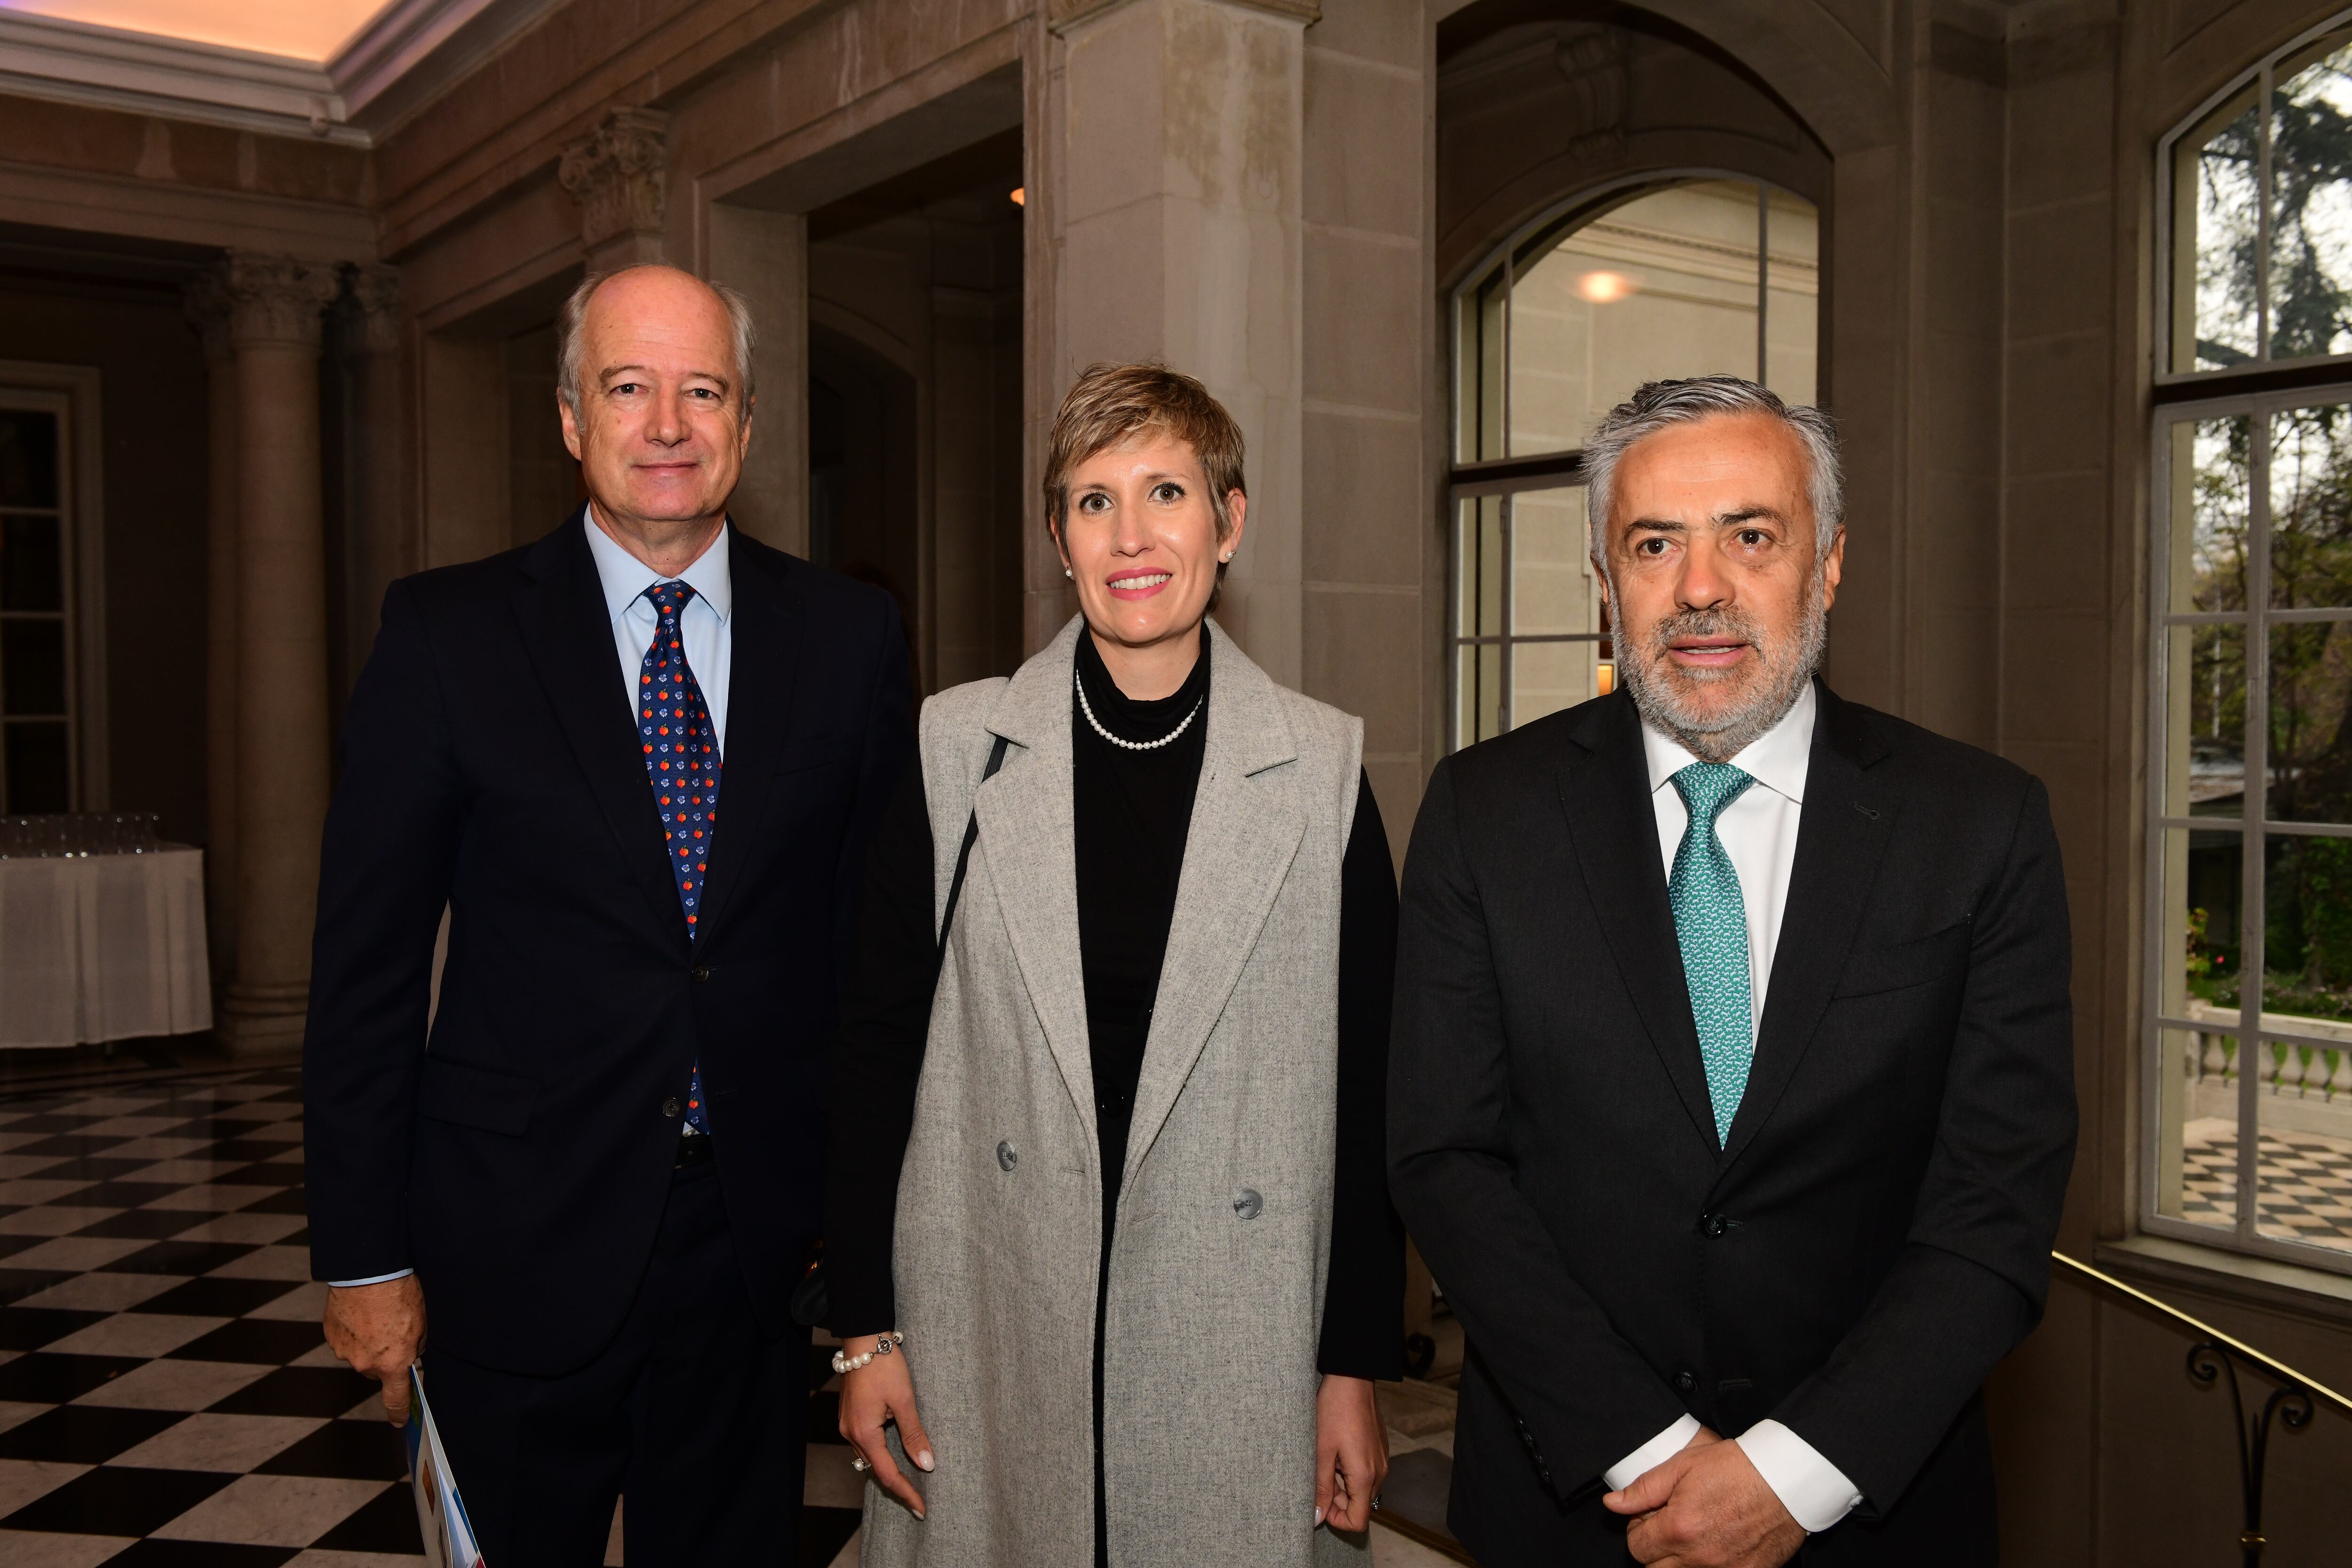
1701,1212,1731,1238
996,1140,1017,1171
691,965,711,983
1673,1369,1697,1393
1233,1189,1263,1220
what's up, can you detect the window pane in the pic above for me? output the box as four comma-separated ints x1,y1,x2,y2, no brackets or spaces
1457,642,1502,749
2,718,66,812
2155,1025,2240,1233
2170,415,2253,613
1763,189,1819,405
0,409,58,509
2174,88,2261,371
0,515,63,612
2162,623,2247,817
2161,824,2248,1019
2268,403,2352,609
1511,487,1599,636
1457,495,1503,639
1513,181,1771,450
2270,33,2352,364
2262,833,2352,1015
2267,621,2351,824
2249,849,2352,1252
1511,641,1598,728
1461,281,1506,464
1,619,65,716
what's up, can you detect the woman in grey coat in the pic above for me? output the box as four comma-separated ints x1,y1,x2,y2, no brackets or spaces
824,363,1404,1568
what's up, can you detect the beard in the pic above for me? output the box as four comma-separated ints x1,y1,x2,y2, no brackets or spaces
1616,568,1828,764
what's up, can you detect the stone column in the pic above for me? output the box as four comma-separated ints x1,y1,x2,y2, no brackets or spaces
340,264,406,678
218,253,341,1056
706,203,807,555
560,107,671,272
184,265,239,988
1048,0,1312,684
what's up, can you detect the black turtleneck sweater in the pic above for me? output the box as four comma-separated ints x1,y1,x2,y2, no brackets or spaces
826,627,1404,1380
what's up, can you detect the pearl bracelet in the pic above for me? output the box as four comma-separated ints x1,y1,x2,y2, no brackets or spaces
831,1332,904,1375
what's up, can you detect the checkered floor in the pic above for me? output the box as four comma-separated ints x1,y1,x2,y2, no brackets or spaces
2179,1119,2352,1252
0,1063,866,1566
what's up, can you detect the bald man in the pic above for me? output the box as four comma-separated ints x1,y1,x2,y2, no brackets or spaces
304,265,912,1564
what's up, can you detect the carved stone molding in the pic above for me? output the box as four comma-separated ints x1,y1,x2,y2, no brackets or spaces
183,262,235,364
342,263,402,357
558,106,670,253
223,253,342,349
1556,26,1630,166
1050,0,1319,31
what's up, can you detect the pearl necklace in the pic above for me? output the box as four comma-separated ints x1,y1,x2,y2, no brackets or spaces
1075,667,1203,751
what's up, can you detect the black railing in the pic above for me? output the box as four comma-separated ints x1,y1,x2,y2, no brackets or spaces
2053,1252,2352,1567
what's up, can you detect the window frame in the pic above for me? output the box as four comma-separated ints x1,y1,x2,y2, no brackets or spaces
2154,9,2352,401
1446,169,1815,750
0,362,107,813
2142,382,2352,1277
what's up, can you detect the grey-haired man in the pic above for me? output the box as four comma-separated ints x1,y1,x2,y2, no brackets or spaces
305,264,912,1564
1390,376,2075,1567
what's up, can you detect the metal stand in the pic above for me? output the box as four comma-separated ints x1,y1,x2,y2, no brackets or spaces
2185,1337,2315,1565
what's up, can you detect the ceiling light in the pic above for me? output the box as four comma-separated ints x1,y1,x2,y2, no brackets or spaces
1576,271,1637,303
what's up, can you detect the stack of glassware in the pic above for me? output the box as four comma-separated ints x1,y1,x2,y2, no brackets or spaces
0,812,164,858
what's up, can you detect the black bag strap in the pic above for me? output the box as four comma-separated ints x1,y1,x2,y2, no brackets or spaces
934,733,1010,976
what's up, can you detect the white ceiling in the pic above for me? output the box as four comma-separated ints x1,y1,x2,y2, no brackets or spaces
0,0,393,64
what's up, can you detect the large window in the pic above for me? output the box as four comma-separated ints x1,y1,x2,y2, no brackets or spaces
2149,19,2352,1273
1449,177,1819,747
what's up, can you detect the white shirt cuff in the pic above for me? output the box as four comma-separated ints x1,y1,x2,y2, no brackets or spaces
327,1269,414,1288
1736,1419,1863,1532
1604,1413,1702,1491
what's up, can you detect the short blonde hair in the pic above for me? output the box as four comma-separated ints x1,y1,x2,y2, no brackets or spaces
1043,363,1246,537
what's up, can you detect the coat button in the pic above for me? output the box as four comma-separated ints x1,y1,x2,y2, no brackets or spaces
996,1140,1017,1171
661,1097,682,1118
1233,1189,1263,1220
1701,1212,1731,1238
691,965,711,983
1673,1369,1697,1393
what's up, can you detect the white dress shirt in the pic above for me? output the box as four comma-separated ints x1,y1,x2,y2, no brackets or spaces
326,510,736,1291
1602,683,1866,1534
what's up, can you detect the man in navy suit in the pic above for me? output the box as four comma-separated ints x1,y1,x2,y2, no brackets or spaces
304,264,912,1565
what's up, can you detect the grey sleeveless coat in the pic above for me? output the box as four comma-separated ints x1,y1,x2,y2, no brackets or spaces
856,617,1366,1568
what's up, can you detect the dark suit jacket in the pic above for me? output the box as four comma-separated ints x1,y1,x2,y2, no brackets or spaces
1388,683,2075,1566
303,510,912,1377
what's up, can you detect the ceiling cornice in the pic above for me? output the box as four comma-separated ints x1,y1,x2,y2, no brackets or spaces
0,11,362,145
0,0,569,148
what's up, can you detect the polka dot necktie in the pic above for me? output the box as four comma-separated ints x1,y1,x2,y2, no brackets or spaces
1669,763,1757,1147
641,581,718,1135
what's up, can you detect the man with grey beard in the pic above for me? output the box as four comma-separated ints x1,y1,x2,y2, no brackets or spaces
1389,376,2075,1568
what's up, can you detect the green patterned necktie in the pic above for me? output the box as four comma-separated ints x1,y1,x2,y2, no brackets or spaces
1669,762,1758,1146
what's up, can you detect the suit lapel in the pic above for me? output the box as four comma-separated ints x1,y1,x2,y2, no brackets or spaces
1122,623,1305,1187
693,526,803,945
1716,683,1897,1173
1560,692,1721,1152
971,621,1099,1143
512,511,685,948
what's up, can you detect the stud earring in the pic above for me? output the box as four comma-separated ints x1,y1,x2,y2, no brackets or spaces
1220,552,1232,562
1064,566,1073,579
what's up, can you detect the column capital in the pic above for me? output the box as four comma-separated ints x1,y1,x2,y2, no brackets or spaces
559,106,670,256
342,263,402,357
183,261,236,363
224,253,342,350
1050,0,1319,33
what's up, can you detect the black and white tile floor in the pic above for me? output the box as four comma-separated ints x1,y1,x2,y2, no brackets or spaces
2179,1117,2352,1251
0,1063,866,1567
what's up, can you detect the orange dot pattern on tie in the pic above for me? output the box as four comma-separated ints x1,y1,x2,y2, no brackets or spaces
641,580,719,1135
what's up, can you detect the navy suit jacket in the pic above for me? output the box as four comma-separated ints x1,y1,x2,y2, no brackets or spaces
303,510,913,1376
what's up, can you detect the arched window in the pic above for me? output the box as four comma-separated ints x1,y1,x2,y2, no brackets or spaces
2149,18,2352,1273
1449,177,1820,747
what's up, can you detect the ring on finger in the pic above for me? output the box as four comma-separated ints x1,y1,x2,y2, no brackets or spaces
850,1453,871,1474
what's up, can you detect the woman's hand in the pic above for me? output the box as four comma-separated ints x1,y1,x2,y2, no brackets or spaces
838,1339,934,1519
1314,1374,1389,1532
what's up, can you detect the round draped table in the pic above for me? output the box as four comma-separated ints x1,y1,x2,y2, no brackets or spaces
0,846,214,1048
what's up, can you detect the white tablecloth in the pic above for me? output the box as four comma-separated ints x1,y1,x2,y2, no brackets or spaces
0,847,214,1048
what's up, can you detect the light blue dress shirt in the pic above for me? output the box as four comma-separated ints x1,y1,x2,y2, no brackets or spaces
326,509,736,1290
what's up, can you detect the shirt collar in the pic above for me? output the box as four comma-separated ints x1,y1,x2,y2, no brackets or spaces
582,505,733,628
1641,679,1817,805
